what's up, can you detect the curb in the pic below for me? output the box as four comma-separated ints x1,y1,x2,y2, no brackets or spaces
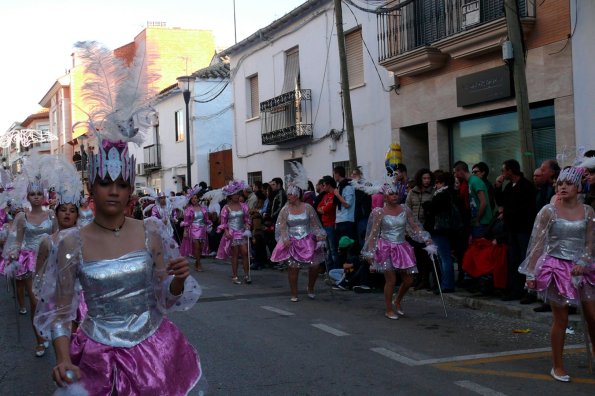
411,289,583,329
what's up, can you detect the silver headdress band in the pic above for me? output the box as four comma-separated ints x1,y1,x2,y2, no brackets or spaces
557,166,584,188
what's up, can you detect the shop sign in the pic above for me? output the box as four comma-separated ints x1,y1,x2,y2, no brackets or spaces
456,66,512,107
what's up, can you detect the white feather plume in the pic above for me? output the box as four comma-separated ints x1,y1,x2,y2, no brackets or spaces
74,41,159,145
285,161,308,191
202,188,225,206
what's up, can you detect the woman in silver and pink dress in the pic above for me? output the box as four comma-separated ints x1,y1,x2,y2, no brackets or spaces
216,180,252,284
362,183,432,320
270,182,326,302
519,165,594,382
180,189,211,271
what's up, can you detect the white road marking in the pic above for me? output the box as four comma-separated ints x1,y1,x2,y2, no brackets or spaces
311,323,350,337
454,380,508,396
370,347,419,366
260,306,295,316
371,344,584,366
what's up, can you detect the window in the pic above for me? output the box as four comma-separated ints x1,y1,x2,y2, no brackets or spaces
247,171,262,187
451,104,555,182
345,28,364,87
248,75,259,118
175,110,184,142
332,160,352,178
282,47,300,93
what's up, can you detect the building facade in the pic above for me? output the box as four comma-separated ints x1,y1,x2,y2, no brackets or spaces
38,25,215,185
135,61,233,194
377,0,575,175
220,0,392,183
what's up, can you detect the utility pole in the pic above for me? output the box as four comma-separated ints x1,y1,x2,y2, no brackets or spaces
504,0,534,176
333,0,358,170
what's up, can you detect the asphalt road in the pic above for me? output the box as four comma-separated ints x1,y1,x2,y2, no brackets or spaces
1,258,594,395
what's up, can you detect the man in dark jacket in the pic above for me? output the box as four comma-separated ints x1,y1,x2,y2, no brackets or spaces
494,159,537,301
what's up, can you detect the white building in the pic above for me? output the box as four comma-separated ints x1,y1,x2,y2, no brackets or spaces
134,61,233,193
571,0,595,150
218,0,392,184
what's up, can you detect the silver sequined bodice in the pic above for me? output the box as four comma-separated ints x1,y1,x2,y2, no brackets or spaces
192,209,205,226
287,211,310,240
380,212,407,243
78,209,94,227
228,209,245,231
547,218,587,261
23,217,53,252
79,250,162,347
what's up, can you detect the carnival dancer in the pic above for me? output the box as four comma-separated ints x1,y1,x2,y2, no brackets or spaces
180,188,212,271
362,183,433,320
1,155,58,356
519,165,594,382
33,41,202,394
150,192,175,236
77,196,94,227
216,180,252,284
34,156,84,336
270,162,326,301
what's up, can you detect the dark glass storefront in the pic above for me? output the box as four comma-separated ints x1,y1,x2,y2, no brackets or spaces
451,104,555,181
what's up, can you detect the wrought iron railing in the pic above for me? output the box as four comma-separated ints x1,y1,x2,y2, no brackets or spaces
260,89,313,145
377,0,533,61
143,144,161,171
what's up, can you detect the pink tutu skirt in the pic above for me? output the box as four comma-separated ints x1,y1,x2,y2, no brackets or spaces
71,318,201,396
179,235,209,257
372,239,417,273
535,255,581,306
270,235,324,268
216,229,247,260
0,250,36,279
187,225,207,241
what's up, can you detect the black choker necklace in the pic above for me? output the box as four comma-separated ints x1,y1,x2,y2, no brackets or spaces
93,218,126,237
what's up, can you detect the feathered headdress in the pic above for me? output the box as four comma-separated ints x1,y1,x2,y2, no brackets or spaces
20,154,49,195
0,169,14,209
285,162,308,196
73,41,159,185
38,156,83,206
222,179,248,197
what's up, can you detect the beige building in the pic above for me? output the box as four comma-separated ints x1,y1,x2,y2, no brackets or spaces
378,0,573,176
39,24,215,183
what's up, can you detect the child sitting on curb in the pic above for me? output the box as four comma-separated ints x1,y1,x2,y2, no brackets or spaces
328,236,372,293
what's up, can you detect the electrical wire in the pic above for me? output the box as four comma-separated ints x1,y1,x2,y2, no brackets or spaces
343,0,393,92
193,81,230,103
342,0,416,14
547,0,577,56
313,12,335,126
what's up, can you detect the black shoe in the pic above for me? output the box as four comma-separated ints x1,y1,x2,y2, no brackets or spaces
533,303,552,312
519,294,537,304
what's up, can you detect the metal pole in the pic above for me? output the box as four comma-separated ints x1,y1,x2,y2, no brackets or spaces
183,89,192,189
333,0,358,170
504,0,535,176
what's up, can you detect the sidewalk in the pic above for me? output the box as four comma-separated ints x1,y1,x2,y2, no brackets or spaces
201,257,584,328
409,287,584,329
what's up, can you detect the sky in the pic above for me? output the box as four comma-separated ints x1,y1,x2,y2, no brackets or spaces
0,0,306,133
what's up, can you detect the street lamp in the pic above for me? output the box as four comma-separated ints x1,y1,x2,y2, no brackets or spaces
177,75,193,189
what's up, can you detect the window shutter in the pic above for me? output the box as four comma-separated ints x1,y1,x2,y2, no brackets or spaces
249,75,259,118
345,29,364,87
282,48,300,93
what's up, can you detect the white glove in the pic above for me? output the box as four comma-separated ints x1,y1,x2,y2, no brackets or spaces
423,244,438,256
243,230,252,238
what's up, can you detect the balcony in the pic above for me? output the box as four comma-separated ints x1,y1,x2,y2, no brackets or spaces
260,89,313,145
377,0,535,76
143,144,161,171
